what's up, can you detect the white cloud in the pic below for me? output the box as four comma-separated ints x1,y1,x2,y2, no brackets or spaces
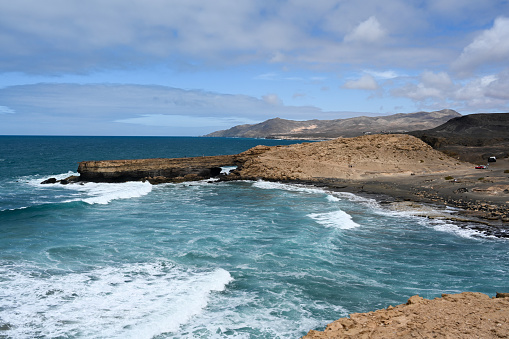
0,105,15,114
344,16,386,43
262,94,283,105
364,70,400,79
1,1,502,74
485,69,509,100
343,74,378,90
453,16,509,74
421,71,453,89
392,71,454,102
255,73,279,80
391,70,509,112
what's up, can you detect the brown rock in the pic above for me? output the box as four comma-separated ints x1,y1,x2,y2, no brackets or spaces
302,292,509,339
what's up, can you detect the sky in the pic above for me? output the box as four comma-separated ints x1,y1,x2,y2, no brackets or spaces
1,1,509,136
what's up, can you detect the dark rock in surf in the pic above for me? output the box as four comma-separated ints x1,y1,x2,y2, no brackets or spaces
41,178,58,184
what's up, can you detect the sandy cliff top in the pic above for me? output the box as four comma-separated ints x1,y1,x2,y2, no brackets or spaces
235,134,469,181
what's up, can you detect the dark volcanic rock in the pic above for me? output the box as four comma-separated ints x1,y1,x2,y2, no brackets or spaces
409,113,509,147
409,112,509,163
41,177,58,184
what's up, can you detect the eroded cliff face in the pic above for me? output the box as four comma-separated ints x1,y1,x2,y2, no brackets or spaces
78,155,238,184
75,145,277,184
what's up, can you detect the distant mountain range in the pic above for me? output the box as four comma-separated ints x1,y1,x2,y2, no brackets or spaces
204,109,462,139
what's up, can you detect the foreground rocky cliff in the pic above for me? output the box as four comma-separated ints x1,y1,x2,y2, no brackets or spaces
302,292,509,339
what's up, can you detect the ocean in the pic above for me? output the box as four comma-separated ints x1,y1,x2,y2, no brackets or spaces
1,136,508,338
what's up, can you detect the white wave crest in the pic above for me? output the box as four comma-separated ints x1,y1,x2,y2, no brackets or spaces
62,181,153,205
430,220,490,239
308,210,360,229
252,180,332,196
326,194,341,202
220,166,237,174
0,262,233,339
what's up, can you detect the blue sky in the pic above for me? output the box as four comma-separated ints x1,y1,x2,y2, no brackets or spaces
1,1,508,136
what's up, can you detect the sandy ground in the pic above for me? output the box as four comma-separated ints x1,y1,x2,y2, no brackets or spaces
302,292,509,339
236,134,468,181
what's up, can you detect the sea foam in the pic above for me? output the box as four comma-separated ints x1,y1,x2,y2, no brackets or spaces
0,262,233,339
308,210,360,229
63,181,153,205
252,180,343,204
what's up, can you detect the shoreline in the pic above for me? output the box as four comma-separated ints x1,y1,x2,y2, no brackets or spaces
72,134,509,237
233,173,509,238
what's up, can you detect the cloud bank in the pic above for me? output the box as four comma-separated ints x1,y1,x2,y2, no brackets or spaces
0,1,508,136
0,83,370,135
0,1,506,74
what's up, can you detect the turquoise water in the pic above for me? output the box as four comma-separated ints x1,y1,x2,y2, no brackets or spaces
1,136,508,338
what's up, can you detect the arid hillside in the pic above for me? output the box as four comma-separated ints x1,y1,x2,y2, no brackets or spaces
231,134,468,181
206,109,460,139
409,112,509,163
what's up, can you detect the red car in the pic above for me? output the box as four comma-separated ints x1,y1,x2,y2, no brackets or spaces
475,165,487,169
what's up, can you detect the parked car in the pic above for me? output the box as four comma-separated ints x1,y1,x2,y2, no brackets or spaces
475,165,487,169
488,156,497,162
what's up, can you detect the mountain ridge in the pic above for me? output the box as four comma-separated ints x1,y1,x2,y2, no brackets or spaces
408,112,509,162
205,109,461,139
